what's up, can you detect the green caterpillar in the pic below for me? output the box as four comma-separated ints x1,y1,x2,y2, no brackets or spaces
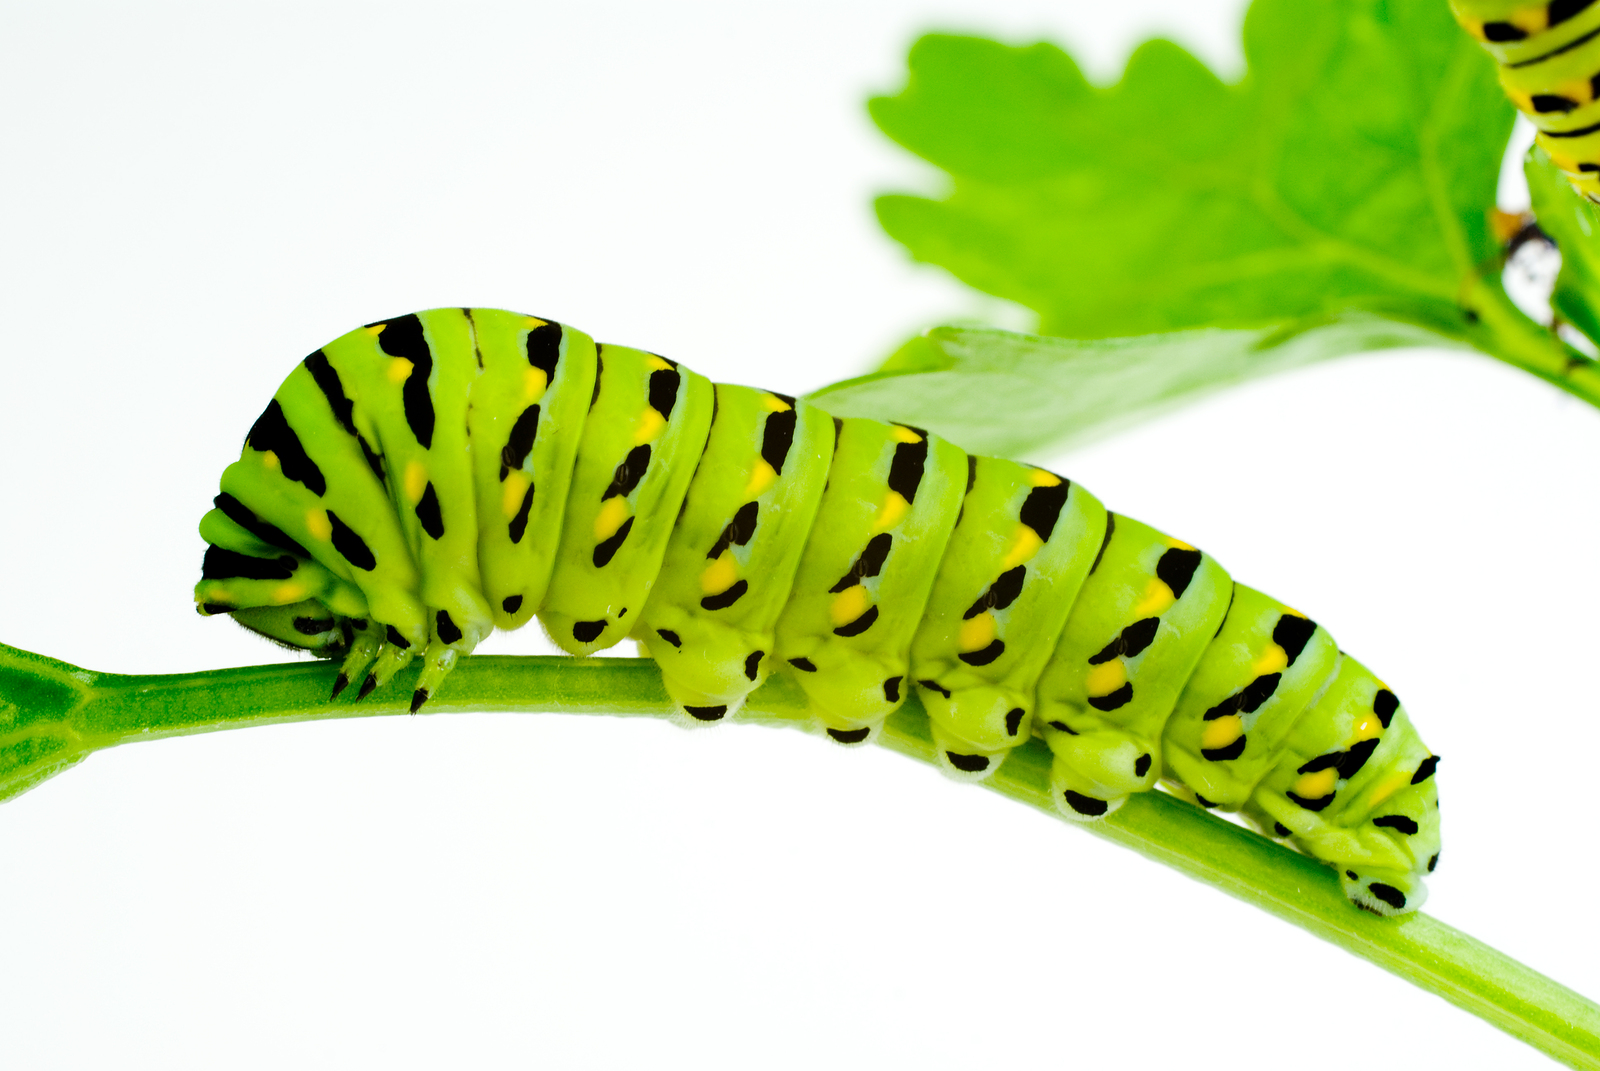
194,307,1441,916
1451,0,1600,199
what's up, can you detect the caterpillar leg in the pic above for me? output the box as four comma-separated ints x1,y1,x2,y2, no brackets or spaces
1036,720,1149,818
411,641,460,713
333,618,383,698
356,633,418,700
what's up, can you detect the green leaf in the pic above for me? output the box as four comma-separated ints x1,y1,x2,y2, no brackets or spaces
1528,146,1600,346
869,0,1512,341
807,316,1459,458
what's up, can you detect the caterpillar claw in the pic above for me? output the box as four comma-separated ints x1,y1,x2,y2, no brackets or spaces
356,640,418,702
334,619,383,702
410,641,462,714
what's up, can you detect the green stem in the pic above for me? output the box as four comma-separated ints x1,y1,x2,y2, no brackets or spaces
1465,271,1600,408
2,641,1597,1067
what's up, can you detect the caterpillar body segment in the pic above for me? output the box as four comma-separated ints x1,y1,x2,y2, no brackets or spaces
1035,515,1232,818
911,458,1108,778
1449,0,1600,200
195,308,1441,914
773,418,967,744
634,385,834,722
464,309,597,634
1161,587,1340,810
541,345,715,658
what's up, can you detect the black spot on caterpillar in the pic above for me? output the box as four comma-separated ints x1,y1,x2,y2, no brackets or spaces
246,399,325,496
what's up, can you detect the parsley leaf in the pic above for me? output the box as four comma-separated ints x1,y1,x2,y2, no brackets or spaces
808,316,1446,457
870,0,1509,341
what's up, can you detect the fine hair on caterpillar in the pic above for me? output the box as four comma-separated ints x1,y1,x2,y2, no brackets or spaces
195,307,1441,916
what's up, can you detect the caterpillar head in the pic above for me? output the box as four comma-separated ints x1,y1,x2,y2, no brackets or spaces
216,599,348,657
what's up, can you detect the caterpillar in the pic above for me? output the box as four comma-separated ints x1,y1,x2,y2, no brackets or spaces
194,307,1441,916
1451,0,1600,201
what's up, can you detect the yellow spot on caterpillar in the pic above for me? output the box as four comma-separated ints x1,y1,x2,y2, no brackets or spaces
1350,714,1382,743
744,459,777,498
1028,469,1062,487
594,497,630,542
1507,4,1549,33
524,316,548,329
386,357,413,384
1456,16,1486,41
762,393,792,412
959,612,996,653
365,323,386,337
1558,77,1594,106
1085,658,1126,698
890,424,923,444
1292,768,1337,802
1369,772,1407,806
1134,578,1176,617
872,491,910,531
522,366,548,403
1201,714,1243,751
633,407,667,445
645,355,674,371
830,584,871,628
306,510,332,542
404,460,427,504
502,471,530,518
1002,524,1044,569
1251,643,1288,676
261,450,280,471
271,581,308,604
1165,537,1195,551
700,552,739,595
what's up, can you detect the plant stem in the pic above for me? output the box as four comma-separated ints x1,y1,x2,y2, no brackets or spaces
4,642,1598,1068
1466,272,1600,409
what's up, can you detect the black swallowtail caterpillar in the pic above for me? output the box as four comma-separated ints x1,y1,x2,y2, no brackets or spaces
1452,0,1600,200
194,308,1441,915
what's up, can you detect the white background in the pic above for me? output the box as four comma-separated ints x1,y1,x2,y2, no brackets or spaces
0,1,1595,1068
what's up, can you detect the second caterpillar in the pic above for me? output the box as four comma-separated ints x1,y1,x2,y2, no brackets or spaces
193,307,1441,916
